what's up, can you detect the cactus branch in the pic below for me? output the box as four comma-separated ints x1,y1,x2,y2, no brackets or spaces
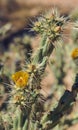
41,74,78,130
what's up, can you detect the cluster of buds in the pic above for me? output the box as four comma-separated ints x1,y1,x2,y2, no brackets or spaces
13,92,25,105
32,10,66,41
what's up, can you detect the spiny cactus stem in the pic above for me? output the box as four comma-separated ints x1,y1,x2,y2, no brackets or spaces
32,34,54,64
41,74,78,130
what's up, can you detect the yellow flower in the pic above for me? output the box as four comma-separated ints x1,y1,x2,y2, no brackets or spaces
12,71,29,88
71,48,78,59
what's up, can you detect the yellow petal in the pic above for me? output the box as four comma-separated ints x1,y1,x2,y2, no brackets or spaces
71,48,78,59
12,71,29,88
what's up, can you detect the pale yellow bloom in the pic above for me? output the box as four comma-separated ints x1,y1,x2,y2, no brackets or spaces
12,71,29,88
54,26,61,32
71,48,78,59
13,94,24,104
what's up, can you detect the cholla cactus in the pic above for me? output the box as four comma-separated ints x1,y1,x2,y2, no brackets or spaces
10,9,66,108
1,9,78,130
